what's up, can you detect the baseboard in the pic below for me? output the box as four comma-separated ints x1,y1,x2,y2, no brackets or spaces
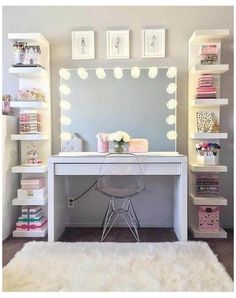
66,223,173,228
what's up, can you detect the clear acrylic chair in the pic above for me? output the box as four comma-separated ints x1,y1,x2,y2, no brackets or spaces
96,153,145,241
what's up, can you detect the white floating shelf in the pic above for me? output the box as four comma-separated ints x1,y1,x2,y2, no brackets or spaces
191,64,229,75
190,132,228,139
12,197,48,206
13,224,48,238
189,29,229,44
8,33,49,46
10,101,48,109
189,224,227,239
11,134,49,141
191,98,228,107
189,164,227,173
189,193,227,206
9,67,48,78
12,165,48,173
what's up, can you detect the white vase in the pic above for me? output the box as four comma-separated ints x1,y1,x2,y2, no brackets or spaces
196,155,218,165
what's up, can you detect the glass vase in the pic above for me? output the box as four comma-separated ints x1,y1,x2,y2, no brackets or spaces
113,141,129,153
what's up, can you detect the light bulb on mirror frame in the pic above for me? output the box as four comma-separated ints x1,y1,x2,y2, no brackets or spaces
59,68,71,80
59,84,71,95
166,67,177,79
166,83,177,94
167,130,177,140
96,68,106,79
60,132,72,141
131,67,140,79
77,68,88,80
113,67,123,79
60,100,71,110
166,114,176,125
166,99,177,110
148,66,158,79
60,116,72,125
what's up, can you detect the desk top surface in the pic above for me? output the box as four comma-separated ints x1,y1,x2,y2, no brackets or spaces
49,152,187,164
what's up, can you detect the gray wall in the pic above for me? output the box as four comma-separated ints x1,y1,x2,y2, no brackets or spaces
2,6,234,227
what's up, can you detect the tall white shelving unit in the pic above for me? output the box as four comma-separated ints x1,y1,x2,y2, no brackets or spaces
8,33,51,237
188,29,229,238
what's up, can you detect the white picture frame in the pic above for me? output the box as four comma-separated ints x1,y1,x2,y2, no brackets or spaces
106,30,129,59
72,31,95,60
142,29,165,58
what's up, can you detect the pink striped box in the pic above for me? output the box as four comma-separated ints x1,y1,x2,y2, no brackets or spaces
16,217,47,231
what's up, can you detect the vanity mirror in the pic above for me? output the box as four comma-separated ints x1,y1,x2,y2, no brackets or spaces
59,66,177,152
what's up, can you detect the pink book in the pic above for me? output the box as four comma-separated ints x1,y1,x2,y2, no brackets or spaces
21,177,45,190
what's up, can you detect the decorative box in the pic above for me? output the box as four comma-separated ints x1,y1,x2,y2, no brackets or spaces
19,123,41,134
24,45,41,65
129,139,149,153
19,110,41,134
195,174,219,197
18,211,43,221
21,177,45,190
196,155,218,165
198,206,220,231
17,187,46,199
16,217,47,231
21,206,42,215
200,44,219,65
20,110,40,121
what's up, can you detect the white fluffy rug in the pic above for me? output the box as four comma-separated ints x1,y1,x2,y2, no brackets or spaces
3,241,233,292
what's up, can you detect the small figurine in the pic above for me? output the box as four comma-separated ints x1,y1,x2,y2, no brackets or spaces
25,143,42,166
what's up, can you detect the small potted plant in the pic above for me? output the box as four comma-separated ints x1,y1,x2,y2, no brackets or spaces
195,142,221,165
13,41,27,65
108,131,130,153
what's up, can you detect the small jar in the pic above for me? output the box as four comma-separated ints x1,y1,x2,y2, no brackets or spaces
96,133,109,153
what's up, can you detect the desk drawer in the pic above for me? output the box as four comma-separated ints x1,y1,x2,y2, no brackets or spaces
55,163,181,175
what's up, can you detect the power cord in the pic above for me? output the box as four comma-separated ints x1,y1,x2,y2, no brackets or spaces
69,180,98,203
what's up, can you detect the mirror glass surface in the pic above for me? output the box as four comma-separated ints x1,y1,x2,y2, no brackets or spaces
60,67,177,152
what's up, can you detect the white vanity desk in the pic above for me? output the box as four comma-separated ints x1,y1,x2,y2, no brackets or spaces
48,152,188,242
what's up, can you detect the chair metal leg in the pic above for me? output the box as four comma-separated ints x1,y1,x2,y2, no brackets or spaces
101,203,109,228
129,200,141,228
101,197,140,242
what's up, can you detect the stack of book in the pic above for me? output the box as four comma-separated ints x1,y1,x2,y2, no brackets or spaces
196,74,217,99
15,207,47,231
195,174,219,197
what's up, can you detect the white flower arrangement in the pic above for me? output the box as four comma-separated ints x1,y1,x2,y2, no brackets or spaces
108,131,130,143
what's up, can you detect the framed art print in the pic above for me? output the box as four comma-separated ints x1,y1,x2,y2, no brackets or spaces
142,29,165,58
72,31,95,60
106,30,129,59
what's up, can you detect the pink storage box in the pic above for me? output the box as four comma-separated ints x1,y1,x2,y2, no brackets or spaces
16,217,47,231
198,206,219,231
21,177,45,190
129,139,148,153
